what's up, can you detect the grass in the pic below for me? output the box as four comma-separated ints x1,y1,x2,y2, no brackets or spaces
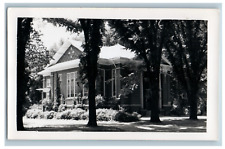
23,116,206,132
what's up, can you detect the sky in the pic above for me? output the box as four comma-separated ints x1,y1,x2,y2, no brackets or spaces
32,18,83,51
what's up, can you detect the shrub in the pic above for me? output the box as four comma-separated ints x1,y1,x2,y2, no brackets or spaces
114,111,140,122
29,104,42,110
69,108,86,120
55,112,63,119
74,104,83,109
25,109,42,119
43,111,56,119
96,108,118,121
52,103,59,112
58,104,66,112
42,98,53,111
95,94,105,107
56,110,72,119
39,112,45,119
80,111,89,120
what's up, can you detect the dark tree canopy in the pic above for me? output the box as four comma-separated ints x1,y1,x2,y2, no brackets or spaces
45,18,82,33
109,20,166,122
165,20,207,119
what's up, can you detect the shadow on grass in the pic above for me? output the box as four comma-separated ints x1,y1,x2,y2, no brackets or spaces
24,117,207,132
25,124,125,132
132,118,207,132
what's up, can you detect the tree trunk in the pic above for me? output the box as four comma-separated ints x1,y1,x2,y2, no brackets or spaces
188,88,198,120
149,73,161,123
17,18,32,130
87,74,97,126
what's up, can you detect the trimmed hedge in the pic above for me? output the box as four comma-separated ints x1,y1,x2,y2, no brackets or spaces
25,109,42,119
96,109,118,121
25,106,140,122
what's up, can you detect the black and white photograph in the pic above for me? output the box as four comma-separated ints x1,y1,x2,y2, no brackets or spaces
7,8,219,140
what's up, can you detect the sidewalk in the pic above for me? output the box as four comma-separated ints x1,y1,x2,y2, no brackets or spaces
24,116,207,132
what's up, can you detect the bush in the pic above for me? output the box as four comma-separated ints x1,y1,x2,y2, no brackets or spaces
25,109,42,119
96,109,118,121
44,111,56,119
80,111,89,120
95,94,105,107
69,108,86,120
52,103,59,112
114,111,140,122
96,96,120,110
29,104,42,110
74,104,83,109
56,110,72,119
25,106,141,122
42,98,53,111
58,104,66,112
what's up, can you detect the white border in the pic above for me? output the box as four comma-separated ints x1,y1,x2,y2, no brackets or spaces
7,8,220,140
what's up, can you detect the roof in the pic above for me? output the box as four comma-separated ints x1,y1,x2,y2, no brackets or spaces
44,59,80,73
49,40,83,65
99,44,135,59
37,69,51,76
39,40,171,76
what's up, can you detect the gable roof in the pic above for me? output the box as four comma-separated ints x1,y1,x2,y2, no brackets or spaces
49,40,136,65
49,40,83,66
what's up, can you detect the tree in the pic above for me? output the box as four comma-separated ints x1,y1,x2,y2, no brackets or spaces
164,20,207,120
120,60,143,98
109,20,166,122
17,18,33,130
79,19,103,126
25,28,54,105
45,18,103,126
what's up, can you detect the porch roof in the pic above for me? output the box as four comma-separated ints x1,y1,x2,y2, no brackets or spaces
44,59,80,73
99,44,135,59
39,57,138,75
37,69,51,76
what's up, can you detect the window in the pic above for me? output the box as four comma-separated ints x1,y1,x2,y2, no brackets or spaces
58,74,62,82
67,72,78,98
74,72,79,97
96,69,105,96
112,69,116,97
46,78,50,87
83,84,88,97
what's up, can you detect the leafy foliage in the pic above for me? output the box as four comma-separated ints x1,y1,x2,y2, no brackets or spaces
25,107,123,122
24,25,54,106
44,18,82,33
109,20,166,122
165,20,207,119
114,111,140,122
42,98,53,111
96,109,118,121
120,60,143,98
25,109,42,119
58,104,67,112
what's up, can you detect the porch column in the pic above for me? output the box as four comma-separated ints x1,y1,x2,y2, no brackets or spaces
53,73,57,104
42,77,45,100
50,74,54,101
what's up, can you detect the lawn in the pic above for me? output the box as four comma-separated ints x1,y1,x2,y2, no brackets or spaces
23,116,206,132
